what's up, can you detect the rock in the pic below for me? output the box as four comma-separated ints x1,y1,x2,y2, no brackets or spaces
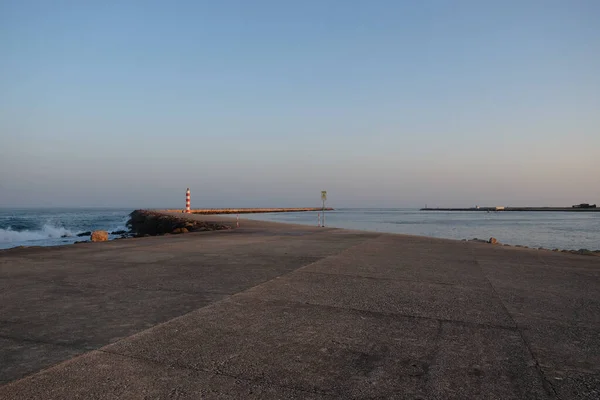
470,238,487,243
488,237,498,244
90,230,109,242
552,248,560,252
172,227,189,234
577,249,594,256
74,241,88,244
111,230,127,235
77,231,91,237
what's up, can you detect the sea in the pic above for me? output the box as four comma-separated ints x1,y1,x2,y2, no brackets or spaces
0,208,131,250
244,209,600,251
1,208,599,251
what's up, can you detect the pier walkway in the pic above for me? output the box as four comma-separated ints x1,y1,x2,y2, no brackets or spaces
1,214,599,398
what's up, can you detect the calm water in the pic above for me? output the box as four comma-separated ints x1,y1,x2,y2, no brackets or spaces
243,208,600,250
0,208,131,250
1,208,599,251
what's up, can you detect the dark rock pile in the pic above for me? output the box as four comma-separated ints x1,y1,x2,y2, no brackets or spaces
127,210,231,237
561,248,600,256
466,237,600,257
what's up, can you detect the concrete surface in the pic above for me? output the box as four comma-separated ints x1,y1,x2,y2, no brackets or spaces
0,214,599,399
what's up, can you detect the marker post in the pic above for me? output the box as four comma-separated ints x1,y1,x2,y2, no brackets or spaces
321,191,327,227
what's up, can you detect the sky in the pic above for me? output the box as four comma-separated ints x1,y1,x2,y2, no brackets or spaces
1,0,599,208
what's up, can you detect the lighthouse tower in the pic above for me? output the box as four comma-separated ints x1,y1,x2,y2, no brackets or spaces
185,188,191,213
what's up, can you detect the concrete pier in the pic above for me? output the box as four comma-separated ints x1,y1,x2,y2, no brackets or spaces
1,213,599,398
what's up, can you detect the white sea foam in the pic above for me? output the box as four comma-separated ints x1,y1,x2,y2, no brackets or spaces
0,225,75,243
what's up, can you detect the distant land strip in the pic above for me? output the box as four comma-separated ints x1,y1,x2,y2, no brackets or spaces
421,207,600,212
161,207,334,214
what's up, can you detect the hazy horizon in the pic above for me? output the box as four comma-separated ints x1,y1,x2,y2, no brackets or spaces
2,1,599,209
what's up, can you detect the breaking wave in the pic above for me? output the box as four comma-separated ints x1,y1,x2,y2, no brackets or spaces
0,225,76,243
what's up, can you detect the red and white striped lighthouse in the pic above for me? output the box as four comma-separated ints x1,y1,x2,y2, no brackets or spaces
185,188,191,213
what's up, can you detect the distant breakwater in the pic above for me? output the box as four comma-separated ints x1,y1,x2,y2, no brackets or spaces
161,207,334,215
421,207,600,212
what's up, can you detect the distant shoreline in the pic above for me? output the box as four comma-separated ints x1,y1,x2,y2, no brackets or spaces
421,207,600,212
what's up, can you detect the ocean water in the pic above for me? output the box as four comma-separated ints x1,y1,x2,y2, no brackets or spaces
243,208,600,250
0,208,131,250
1,208,599,251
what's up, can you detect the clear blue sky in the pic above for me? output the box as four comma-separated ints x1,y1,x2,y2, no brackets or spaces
1,0,599,208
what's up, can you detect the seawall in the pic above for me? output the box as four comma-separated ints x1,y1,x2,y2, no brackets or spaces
422,207,600,212
160,207,334,214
